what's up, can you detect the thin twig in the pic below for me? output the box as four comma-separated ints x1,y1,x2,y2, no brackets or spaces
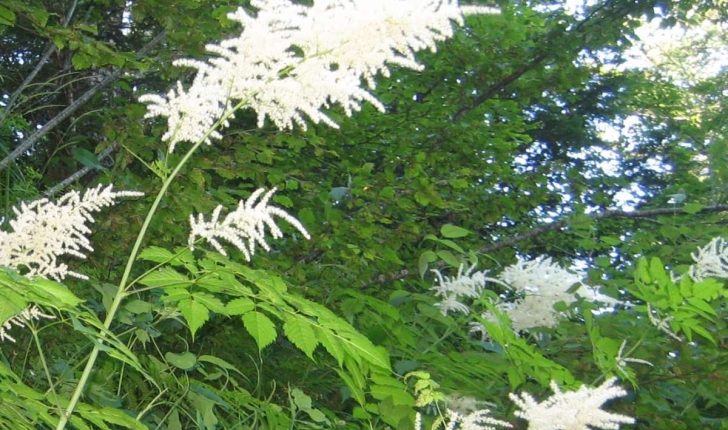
43,141,120,198
0,30,166,173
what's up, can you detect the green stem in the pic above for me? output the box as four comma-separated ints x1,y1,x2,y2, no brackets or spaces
56,101,245,429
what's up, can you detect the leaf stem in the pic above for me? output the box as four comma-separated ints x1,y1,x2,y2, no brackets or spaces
55,101,246,429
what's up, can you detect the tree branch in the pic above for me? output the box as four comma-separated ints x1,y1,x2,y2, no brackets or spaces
43,141,120,198
0,0,79,127
0,30,166,173
368,204,728,285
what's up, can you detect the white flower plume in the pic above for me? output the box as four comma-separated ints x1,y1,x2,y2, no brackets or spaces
415,409,512,430
0,304,56,343
430,265,508,316
0,185,143,281
509,378,635,430
188,187,310,260
498,256,582,295
468,257,618,336
687,237,728,282
140,0,498,152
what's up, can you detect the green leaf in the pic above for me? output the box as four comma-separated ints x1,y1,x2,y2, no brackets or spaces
191,292,226,314
440,223,471,238
682,203,704,214
418,250,437,279
138,246,175,263
283,316,319,359
72,147,106,170
178,298,210,339
0,6,16,26
242,311,277,351
165,351,198,370
600,236,621,246
124,299,152,314
198,355,245,376
138,267,190,288
76,404,147,429
71,51,93,70
335,368,366,406
225,297,255,315
317,329,345,366
437,250,461,268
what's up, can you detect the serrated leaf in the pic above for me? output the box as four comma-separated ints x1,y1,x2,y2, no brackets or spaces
242,311,277,351
191,292,226,314
138,246,175,263
440,223,471,238
25,277,84,308
283,316,319,359
139,267,190,288
225,297,255,315
178,298,210,339
317,329,345,366
339,332,391,370
165,351,197,370
335,368,366,406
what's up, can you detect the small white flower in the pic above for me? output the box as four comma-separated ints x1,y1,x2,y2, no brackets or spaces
0,185,143,280
0,305,56,343
188,188,310,260
509,378,635,430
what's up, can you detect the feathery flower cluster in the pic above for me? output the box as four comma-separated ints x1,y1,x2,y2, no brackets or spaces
430,265,507,316
490,257,584,332
687,237,728,282
415,409,512,430
431,258,619,334
0,305,56,343
0,185,143,281
509,378,635,430
188,188,310,260
140,0,497,152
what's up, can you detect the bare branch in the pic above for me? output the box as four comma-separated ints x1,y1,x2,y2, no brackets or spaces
0,30,166,173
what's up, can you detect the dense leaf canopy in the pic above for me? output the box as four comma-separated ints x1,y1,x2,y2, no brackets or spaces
1,0,727,429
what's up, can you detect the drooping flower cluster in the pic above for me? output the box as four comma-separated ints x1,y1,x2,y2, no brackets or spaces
687,237,728,282
140,0,497,152
188,188,310,260
0,305,56,343
509,378,635,430
0,185,143,281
